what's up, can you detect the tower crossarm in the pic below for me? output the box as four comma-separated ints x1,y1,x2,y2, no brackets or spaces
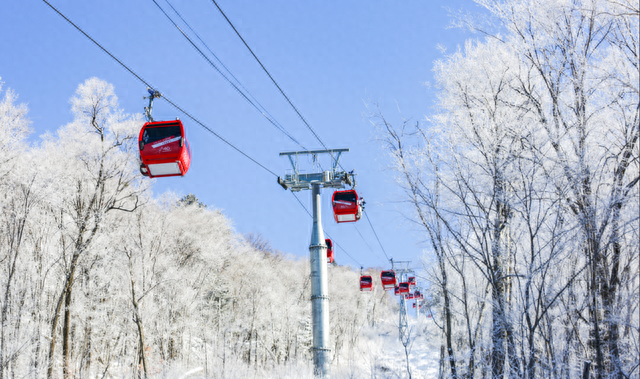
277,149,352,191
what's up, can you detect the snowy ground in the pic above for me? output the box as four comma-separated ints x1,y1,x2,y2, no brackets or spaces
330,316,441,379
158,315,441,379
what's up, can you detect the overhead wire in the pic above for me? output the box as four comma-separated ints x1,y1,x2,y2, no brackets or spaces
160,0,302,149
209,0,330,153
41,0,278,178
41,0,358,268
151,0,307,150
209,0,396,267
44,0,394,269
210,0,357,182
364,211,391,262
155,0,335,177
352,224,387,265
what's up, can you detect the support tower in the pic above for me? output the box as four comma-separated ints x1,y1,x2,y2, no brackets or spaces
278,149,353,378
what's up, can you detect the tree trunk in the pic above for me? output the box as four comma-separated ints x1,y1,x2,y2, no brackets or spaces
127,251,148,378
49,236,94,379
47,283,66,379
586,236,605,379
62,266,77,379
491,216,507,379
491,281,506,379
441,260,458,379
603,203,624,379
0,191,29,379
132,289,148,377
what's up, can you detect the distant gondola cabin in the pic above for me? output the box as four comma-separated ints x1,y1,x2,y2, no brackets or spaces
325,239,334,264
381,270,396,290
360,275,373,291
398,282,410,295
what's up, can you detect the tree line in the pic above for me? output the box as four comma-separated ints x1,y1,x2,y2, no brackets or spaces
376,0,638,378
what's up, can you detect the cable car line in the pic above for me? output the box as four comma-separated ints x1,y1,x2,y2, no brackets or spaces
159,0,301,149
156,0,329,175
210,0,395,263
209,0,352,178
156,0,398,285
157,97,279,176
210,1,395,263
352,224,387,266
43,0,393,270
150,0,307,150
364,211,390,261
210,0,329,152
195,0,394,268
42,1,150,99
42,0,278,178
207,5,403,287
204,5,400,268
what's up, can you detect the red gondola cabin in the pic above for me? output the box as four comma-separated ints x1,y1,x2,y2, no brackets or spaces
381,270,396,290
138,119,191,178
398,282,410,295
359,275,373,291
406,293,415,300
408,277,416,288
332,190,362,223
325,239,334,264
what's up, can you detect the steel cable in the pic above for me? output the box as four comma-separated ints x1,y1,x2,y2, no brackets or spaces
43,0,393,271
42,0,279,177
151,0,307,150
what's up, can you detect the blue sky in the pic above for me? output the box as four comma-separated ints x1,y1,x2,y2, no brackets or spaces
1,1,479,275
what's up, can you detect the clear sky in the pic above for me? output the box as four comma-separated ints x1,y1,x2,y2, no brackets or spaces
1,1,480,275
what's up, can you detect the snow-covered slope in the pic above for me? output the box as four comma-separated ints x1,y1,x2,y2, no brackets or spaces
164,315,441,379
330,316,440,379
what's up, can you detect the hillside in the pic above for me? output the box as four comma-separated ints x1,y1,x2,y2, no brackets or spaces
0,77,413,377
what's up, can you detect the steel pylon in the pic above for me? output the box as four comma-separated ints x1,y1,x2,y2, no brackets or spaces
278,149,355,378
391,259,413,344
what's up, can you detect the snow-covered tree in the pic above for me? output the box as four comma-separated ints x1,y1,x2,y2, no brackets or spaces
0,76,397,378
376,1,638,378
39,77,144,379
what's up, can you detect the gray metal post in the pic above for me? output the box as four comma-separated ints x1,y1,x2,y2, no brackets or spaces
400,296,409,342
399,273,409,344
310,183,330,377
278,149,351,378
